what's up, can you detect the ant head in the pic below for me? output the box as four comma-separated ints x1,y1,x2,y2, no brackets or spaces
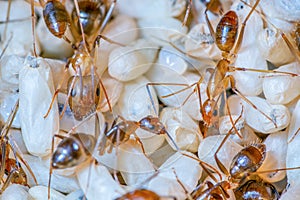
139,116,165,135
116,189,160,200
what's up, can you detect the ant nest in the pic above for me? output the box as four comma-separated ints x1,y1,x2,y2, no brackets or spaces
0,0,299,199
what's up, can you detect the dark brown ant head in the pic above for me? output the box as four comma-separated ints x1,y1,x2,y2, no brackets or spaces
139,116,165,135
71,1,102,38
116,189,160,200
234,179,279,200
43,1,69,38
229,143,266,183
52,133,95,169
202,99,218,127
67,75,100,121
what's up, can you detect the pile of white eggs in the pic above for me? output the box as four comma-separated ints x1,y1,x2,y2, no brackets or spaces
0,0,299,199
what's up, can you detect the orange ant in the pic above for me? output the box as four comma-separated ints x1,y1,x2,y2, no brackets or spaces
37,0,119,121
0,100,37,193
147,0,299,138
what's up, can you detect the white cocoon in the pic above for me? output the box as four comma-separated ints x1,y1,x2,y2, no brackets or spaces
19,56,59,157
0,1,40,56
116,0,186,18
117,76,158,121
257,27,295,67
77,164,125,200
160,107,202,152
198,135,243,171
280,183,300,200
96,15,138,75
0,184,30,200
147,152,202,200
263,62,300,105
242,96,290,133
257,131,287,183
28,185,66,200
219,115,245,135
286,100,300,186
108,39,158,81
0,92,20,128
0,55,24,92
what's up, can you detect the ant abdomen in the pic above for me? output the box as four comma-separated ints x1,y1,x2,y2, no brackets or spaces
229,143,266,183
216,11,239,52
234,179,279,200
43,1,69,38
52,133,95,169
71,1,102,37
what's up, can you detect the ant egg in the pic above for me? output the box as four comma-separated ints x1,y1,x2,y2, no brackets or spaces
218,115,245,135
138,17,187,43
259,0,300,22
229,125,260,146
147,151,202,200
36,18,73,59
263,62,300,105
1,184,29,200
257,27,295,66
242,96,290,133
108,39,158,81
0,92,20,128
77,164,125,200
0,55,24,92
0,1,41,56
19,56,59,157
98,72,123,112
286,100,300,186
198,135,242,171
257,131,287,183
232,45,268,96
29,185,66,200
160,107,201,152
65,190,84,200
96,15,138,76
117,76,158,120
116,0,186,19
280,183,300,200
184,23,222,62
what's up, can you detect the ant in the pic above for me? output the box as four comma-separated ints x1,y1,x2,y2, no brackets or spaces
37,0,119,121
0,100,37,193
147,0,299,138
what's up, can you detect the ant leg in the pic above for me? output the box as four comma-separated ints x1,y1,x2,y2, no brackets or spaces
182,153,222,183
232,0,261,55
231,66,299,77
227,75,278,128
204,8,216,42
182,0,192,26
44,66,70,118
30,0,38,57
99,0,117,33
213,106,244,176
132,133,158,171
172,168,193,200
0,168,19,193
288,127,300,143
146,82,191,115
48,134,66,200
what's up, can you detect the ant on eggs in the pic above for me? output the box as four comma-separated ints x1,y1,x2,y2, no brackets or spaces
38,0,119,121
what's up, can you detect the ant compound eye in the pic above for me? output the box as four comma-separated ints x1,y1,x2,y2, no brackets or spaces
96,87,100,96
